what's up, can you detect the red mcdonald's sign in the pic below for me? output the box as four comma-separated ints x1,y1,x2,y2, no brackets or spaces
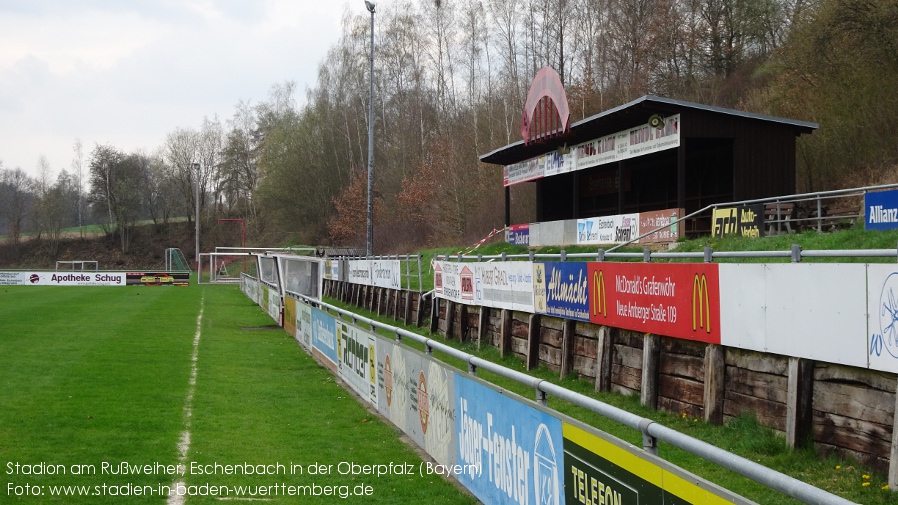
587,262,720,344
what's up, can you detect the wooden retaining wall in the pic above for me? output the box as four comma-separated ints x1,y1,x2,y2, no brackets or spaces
323,280,898,476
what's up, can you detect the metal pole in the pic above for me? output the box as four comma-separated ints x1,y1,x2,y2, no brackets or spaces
194,162,200,270
365,1,376,257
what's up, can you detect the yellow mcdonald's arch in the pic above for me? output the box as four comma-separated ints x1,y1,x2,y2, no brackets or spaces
592,269,607,318
692,273,712,333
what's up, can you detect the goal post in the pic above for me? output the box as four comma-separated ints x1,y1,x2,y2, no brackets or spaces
198,252,254,284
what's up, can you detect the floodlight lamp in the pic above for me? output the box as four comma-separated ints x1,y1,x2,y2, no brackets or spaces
365,1,375,13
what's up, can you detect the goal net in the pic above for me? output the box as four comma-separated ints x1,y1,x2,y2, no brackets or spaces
198,252,254,284
164,248,192,272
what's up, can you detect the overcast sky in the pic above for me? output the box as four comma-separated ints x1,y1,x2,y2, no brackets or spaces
0,0,374,179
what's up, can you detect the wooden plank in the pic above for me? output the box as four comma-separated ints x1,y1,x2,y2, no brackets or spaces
812,380,894,426
573,335,599,359
724,390,787,432
595,327,612,392
611,383,639,397
726,366,788,403
403,290,412,325
540,326,563,348
725,348,788,375
891,378,898,490
574,355,598,379
786,357,814,448
511,336,528,356
560,319,575,379
499,309,511,357
613,364,642,392
539,346,562,368
459,303,469,343
659,374,704,407
477,306,489,349
540,316,564,331
642,334,661,409
659,353,704,381
613,344,643,369
511,319,529,340
704,344,725,425
818,442,889,474
444,300,455,339
813,410,892,454
815,363,897,391
660,337,707,358
527,314,541,370
658,397,703,420
574,320,602,339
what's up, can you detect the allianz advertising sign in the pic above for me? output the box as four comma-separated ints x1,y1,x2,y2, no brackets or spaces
866,189,898,230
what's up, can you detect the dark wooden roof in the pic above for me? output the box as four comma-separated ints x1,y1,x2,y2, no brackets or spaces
479,94,818,166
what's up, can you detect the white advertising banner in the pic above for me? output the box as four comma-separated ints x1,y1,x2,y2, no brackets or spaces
504,157,545,186
719,263,869,369
576,213,640,245
347,259,402,289
0,271,126,286
337,320,378,406
504,114,681,187
543,150,575,177
434,260,534,312
867,264,898,373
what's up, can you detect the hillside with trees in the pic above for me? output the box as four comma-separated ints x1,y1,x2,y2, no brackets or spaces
2,0,897,259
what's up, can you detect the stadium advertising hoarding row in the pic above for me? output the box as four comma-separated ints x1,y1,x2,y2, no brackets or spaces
435,260,898,372
0,270,189,287
434,260,535,312
276,296,748,505
439,260,720,344
503,114,681,187
0,271,127,286
347,259,402,289
507,207,682,247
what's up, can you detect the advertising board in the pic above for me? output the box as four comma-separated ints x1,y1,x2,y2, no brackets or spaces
507,224,531,246
455,374,565,505
711,204,765,238
310,308,338,373
533,262,590,322
336,320,378,406
0,271,127,286
865,188,898,231
576,214,639,245
434,261,534,312
347,259,402,289
588,262,721,344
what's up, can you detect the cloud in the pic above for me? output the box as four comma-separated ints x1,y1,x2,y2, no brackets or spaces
0,0,353,176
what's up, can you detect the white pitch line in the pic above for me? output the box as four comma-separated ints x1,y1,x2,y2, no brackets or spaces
167,296,205,505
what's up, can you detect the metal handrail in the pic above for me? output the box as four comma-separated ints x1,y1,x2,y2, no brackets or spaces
303,294,857,505
436,244,898,263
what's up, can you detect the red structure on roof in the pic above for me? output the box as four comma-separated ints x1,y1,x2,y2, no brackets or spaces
521,66,570,145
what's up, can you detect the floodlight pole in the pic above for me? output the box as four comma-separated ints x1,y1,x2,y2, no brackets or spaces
194,162,200,270
365,0,376,257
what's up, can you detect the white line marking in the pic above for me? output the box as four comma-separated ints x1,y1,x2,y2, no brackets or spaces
167,296,205,505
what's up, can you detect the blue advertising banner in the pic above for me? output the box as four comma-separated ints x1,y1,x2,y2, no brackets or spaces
507,224,531,246
533,262,590,322
866,189,898,231
311,308,338,372
455,374,565,505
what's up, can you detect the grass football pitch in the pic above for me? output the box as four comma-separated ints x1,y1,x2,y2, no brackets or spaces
0,283,476,504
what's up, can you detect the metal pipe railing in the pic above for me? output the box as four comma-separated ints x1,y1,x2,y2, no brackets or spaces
304,295,858,505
